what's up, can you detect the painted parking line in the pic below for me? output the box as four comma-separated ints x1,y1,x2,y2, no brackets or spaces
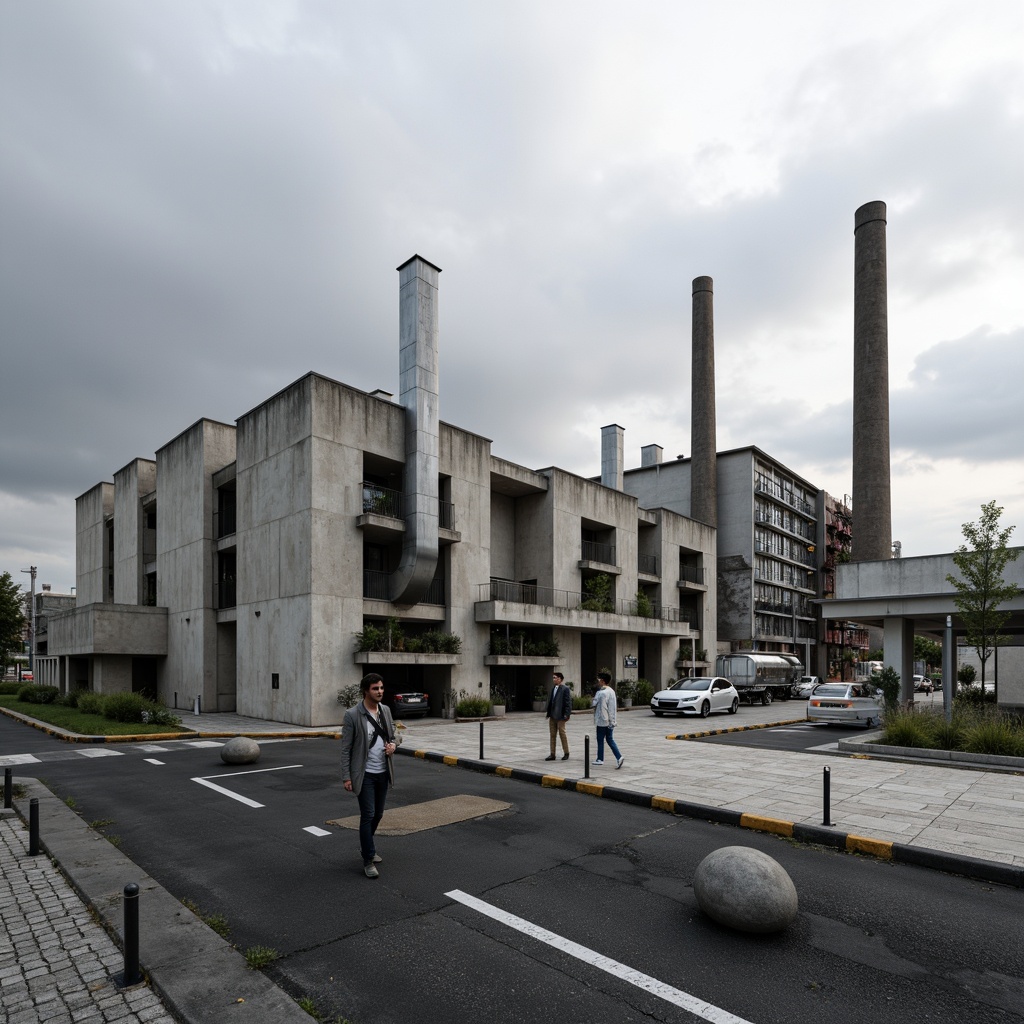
303,826,332,837
76,749,125,759
185,741,225,749
0,753,41,766
191,764,304,808
144,758,165,765
136,745,169,752
446,889,755,1024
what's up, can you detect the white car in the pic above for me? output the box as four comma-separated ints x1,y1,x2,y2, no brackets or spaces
792,675,821,699
650,677,739,718
806,682,883,728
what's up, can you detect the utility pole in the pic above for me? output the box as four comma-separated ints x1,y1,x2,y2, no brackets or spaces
21,565,36,674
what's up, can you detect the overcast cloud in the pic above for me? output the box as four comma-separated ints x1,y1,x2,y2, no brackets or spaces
2,1,1023,594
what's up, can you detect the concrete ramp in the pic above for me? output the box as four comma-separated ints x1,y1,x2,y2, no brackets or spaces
327,794,511,836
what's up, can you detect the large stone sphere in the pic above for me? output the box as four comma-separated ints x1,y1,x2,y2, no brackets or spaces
693,846,798,933
220,736,261,765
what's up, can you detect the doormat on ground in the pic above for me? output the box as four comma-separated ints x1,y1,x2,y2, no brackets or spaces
326,795,512,836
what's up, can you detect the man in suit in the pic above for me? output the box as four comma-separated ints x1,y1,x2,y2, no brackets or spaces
545,671,572,761
340,673,402,878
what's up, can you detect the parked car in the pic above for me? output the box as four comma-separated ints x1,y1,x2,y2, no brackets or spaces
384,689,429,719
913,675,934,694
792,675,821,699
806,682,883,728
650,677,739,717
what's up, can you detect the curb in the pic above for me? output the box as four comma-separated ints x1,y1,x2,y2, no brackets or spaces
665,717,806,740
398,746,1024,889
9,780,314,1024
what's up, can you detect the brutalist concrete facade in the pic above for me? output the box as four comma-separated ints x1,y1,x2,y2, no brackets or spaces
45,260,715,726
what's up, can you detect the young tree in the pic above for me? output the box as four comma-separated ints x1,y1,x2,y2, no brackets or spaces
914,635,942,672
946,501,1022,689
0,571,27,671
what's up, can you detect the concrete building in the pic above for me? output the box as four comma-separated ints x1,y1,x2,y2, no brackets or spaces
621,445,824,674
44,257,715,725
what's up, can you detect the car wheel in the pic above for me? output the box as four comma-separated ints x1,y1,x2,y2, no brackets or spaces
700,700,711,718
864,716,875,729
761,690,772,705
729,698,738,714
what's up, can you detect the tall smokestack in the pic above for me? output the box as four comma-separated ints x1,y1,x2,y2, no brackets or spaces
392,255,441,604
691,276,717,527
601,424,624,490
852,202,892,562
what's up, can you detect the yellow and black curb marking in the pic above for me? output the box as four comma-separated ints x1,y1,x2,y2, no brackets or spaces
666,717,805,740
401,746,1024,889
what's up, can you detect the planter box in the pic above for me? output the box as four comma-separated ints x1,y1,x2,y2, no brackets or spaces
353,652,461,665
483,655,565,667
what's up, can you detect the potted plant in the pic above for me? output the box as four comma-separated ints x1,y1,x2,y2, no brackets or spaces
490,683,508,717
616,679,637,708
532,686,547,713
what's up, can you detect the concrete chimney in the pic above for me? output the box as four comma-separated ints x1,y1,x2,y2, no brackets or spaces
391,255,441,604
690,276,717,527
852,202,892,562
601,424,624,490
641,444,663,467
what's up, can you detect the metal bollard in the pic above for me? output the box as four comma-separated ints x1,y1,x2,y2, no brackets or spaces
3,767,12,809
122,883,141,986
822,766,834,826
479,721,484,760
29,797,40,855
584,735,590,779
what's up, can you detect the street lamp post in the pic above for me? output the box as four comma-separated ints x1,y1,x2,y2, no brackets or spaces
21,566,36,675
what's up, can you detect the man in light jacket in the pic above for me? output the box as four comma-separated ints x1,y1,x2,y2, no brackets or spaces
591,671,624,769
340,673,402,878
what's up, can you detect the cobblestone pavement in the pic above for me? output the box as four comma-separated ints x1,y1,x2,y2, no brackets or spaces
0,811,177,1024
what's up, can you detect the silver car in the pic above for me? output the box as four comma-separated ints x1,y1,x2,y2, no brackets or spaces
650,677,739,718
806,682,883,728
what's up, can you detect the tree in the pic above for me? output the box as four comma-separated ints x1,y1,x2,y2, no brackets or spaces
914,635,942,671
946,501,1021,690
0,571,27,671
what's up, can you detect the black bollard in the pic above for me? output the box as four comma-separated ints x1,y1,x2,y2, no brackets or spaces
479,721,484,760
822,766,834,826
29,797,39,855
584,735,590,779
3,767,11,809
123,883,141,986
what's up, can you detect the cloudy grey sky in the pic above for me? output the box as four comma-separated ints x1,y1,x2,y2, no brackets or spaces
2,1,1023,595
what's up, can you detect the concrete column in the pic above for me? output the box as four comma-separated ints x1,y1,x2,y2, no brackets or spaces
852,202,892,562
640,444,663,467
883,616,915,703
691,276,717,527
601,424,624,490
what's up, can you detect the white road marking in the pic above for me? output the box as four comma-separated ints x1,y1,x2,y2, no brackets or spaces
144,758,165,765
446,889,756,1024
191,764,304,809
136,745,169,752
0,754,41,766
304,826,331,837
185,741,225,748
76,749,124,758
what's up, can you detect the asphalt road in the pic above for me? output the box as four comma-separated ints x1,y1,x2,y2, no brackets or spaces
693,719,875,754
6,725,1024,1024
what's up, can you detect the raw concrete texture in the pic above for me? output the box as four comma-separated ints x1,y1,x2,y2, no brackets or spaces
220,736,261,764
692,845,798,934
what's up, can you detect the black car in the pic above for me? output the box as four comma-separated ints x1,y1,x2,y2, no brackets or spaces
384,690,429,719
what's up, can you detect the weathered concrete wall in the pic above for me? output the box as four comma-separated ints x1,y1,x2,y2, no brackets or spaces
155,419,236,712
48,604,167,656
489,493,515,580
76,483,114,606
113,459,156,605
716,451,755,643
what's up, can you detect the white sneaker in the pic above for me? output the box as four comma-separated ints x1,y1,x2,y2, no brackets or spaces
616,757,624,769
591,759,604,765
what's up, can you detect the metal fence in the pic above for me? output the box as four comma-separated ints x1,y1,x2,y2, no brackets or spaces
478,580,686,622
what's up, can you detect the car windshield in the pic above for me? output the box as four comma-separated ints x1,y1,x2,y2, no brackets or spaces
814,684,853,697
671,679,712,691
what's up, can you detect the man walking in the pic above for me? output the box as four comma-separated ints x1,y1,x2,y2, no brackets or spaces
591,671,624,768
340,673,401,878
545,671,572,761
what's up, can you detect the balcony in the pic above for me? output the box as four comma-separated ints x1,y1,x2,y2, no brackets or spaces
217,579,236,610
638,553,659,577
475,581,692,636
579,540,618,571
358,483,460,542
363,570,445,606
677,563,706,591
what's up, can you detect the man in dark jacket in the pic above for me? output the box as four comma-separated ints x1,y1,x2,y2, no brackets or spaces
545,671,572,761
340,673,401,878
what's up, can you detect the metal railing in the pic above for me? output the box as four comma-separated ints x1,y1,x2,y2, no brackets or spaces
217,580,236,609
754,478,815,516
362,483,403,519
214,506,236,538
477,581,687,622
678,563,704,585
363,570,445,606
439,499,455,531
638,553,658,575
581,540,616,565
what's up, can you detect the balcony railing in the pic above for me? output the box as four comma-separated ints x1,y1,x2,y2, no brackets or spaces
217,580,236,609
439,499,455,531
362,483,403,519
638,553,658,575
581,540,616,565
214,506,236,539
478,581,687,622
678,563,705,585
363,570,445,605
755,478,815,517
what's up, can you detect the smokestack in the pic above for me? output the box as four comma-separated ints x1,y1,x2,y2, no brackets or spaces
690,276,717,527
641,444,663,467
391,255,441,604
852,202,892,562
601,424,624,490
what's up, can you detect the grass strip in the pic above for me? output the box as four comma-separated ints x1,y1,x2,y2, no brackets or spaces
0,696,182,736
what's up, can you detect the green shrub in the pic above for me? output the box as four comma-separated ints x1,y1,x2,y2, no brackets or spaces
955,688,996,707
963,719,1024,757
957,664,977,687
571,695,592,711
17,684,38,702
0,680,22,695
142,702,181,728
929,719,965,750
455,697,491,717
55,692,79,708
76,692,104,715
881,708,932,748
634,679,655,705
872,667,901,711
103,691,149,723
